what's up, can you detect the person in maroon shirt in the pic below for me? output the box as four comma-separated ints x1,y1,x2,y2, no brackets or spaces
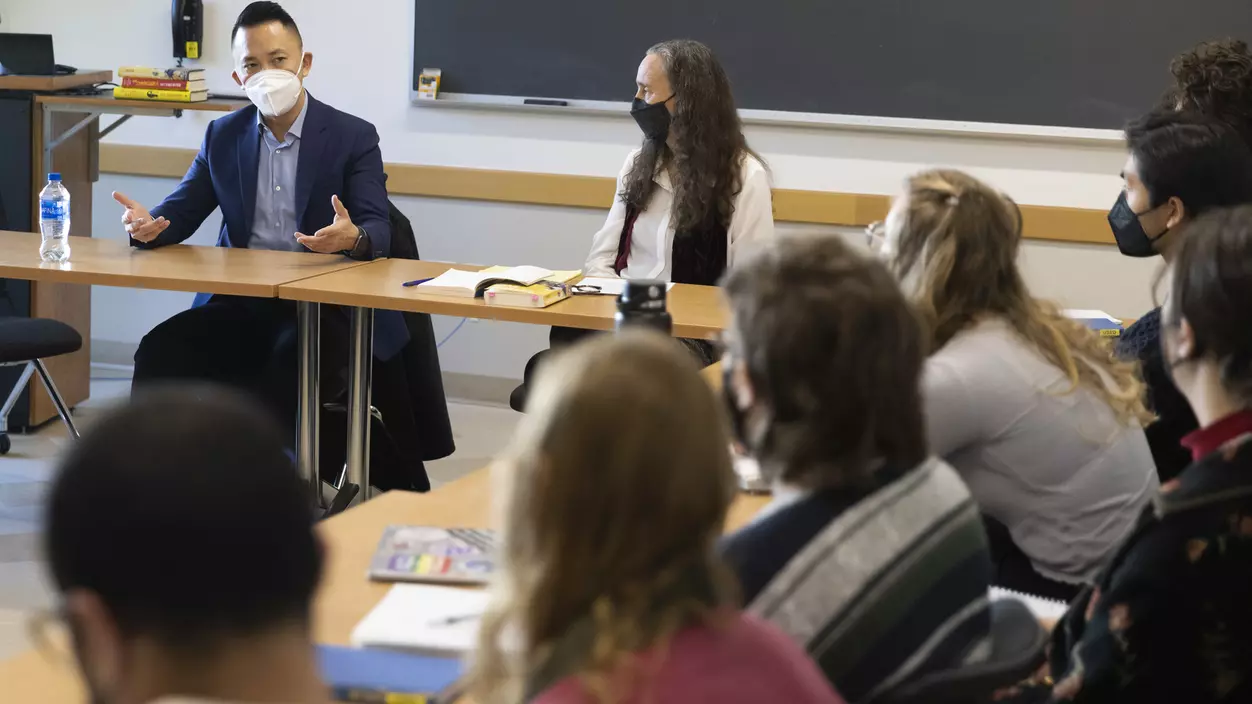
465,332,841,704
1042,205,1252,703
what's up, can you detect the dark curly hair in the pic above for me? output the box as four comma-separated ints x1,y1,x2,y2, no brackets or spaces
620,40,763,281
1164,39,1252,145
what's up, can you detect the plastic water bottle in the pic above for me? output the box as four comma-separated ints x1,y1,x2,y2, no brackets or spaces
39,173,71,263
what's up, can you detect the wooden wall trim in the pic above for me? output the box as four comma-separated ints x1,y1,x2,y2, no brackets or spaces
99,144,1113,246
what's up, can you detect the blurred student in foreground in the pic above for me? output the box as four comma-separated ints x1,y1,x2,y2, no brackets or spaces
1110,109,1252,482
718,235,992,702
469,332,841,704
1045,205,1252,702
42,388,327,704
875,169,1157,600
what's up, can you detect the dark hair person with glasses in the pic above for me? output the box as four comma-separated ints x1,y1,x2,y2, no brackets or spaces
1111,108,1252,483
1041,204,1252,703
877,169,1156,602
41,387,325,704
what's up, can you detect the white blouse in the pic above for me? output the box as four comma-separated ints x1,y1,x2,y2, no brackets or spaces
584,149,774,281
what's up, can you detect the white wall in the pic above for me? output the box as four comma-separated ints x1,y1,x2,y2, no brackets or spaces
1,0,1161,384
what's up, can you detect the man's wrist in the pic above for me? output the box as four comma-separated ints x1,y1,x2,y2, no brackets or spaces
342,226,371,258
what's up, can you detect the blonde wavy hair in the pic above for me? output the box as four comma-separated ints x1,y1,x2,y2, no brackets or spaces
888,169,1151,426
467,332,739,704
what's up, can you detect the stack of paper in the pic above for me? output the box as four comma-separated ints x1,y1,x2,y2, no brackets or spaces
351,583,491,656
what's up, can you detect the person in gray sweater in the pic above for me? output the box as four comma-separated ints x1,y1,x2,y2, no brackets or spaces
872,168,1158,599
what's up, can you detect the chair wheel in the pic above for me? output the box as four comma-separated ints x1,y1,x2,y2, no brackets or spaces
0,434,10,455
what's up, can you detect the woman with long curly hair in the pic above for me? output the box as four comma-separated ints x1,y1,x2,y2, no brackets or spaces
875,169,1158,600
511,39,772,411
468,332,840,704
591,39,772,286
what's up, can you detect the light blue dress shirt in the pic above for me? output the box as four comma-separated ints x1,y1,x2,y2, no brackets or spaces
250,97,309,252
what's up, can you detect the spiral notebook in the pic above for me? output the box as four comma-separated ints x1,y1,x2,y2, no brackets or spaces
990,586,1069,621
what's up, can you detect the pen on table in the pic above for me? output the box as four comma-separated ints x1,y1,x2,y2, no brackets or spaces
402,277,434,287
427,613,481,627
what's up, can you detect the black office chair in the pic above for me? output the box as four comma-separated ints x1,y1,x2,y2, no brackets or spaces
0,318,82,454
877,599,1049,704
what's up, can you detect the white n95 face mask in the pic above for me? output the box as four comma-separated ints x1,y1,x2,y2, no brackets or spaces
245,68,303,118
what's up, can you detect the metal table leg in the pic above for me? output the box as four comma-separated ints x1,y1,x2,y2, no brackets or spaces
344,306,374,505
32,360,79,438
296,301,321,503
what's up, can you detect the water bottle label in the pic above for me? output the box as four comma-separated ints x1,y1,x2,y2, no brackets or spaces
40,200,67,220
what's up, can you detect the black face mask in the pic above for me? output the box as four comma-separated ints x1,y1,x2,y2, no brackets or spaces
1108,191,1170,258
630,96,672,142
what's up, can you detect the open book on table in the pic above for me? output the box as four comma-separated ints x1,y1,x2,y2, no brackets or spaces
416,265,577,298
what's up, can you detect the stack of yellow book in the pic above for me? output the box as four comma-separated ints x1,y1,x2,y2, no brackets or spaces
484,271,582,309
113,66,208,103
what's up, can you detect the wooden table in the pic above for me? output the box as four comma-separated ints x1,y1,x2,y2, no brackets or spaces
279,259,730,496
0,231,368,297
1,73,115,424
0,71,114,93
278,259,727,341
0,83,245,426
34,95,245,192
0,469,771,702
0,230,370,492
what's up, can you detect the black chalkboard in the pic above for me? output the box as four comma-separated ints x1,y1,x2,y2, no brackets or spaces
413,0,1252,130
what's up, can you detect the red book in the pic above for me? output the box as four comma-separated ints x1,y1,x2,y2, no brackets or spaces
121,76,190,90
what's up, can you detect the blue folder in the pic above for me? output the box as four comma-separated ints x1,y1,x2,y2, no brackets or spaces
317,644,464,703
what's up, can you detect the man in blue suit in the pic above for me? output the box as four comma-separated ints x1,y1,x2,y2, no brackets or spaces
114,2,407,439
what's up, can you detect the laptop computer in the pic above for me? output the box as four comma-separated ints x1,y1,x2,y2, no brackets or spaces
0,34,56,76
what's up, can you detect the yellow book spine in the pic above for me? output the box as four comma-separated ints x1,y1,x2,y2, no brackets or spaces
485,283,570,307
113,86,200,102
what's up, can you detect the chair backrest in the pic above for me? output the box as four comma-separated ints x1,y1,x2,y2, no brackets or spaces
877,598,1048,704
386,198,420,261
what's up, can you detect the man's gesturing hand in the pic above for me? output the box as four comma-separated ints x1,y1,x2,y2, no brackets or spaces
296,195,359,254
113,191,169,243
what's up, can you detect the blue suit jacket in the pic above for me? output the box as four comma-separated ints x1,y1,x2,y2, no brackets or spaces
139,93,408,359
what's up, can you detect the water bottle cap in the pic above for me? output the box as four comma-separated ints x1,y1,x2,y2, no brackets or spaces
48,173,61,182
